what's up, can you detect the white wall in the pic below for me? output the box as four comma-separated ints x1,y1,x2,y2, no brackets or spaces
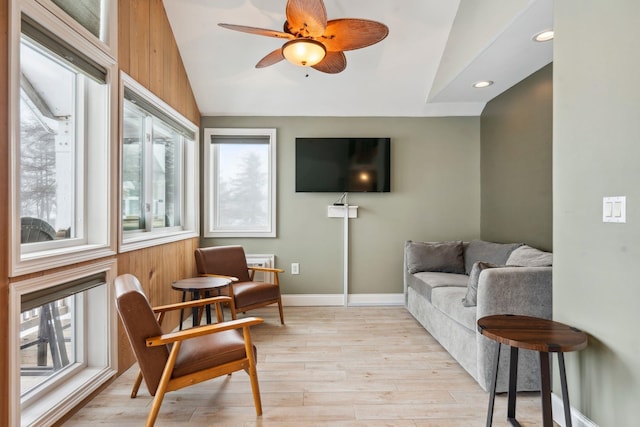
554,1,640,425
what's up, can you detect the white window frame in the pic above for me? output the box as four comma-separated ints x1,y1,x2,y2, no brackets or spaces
119,72,199,252
9,0,118,277
204,128,277,238
8,258,118,427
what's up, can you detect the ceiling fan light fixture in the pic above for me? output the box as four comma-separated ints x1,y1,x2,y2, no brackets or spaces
282,39,326,67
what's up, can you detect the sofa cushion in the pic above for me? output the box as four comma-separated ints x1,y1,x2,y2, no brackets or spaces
462,262,499,307
506,245,552,267
464,240,522,274
408,271,468,303
405,240,465,274
430,286,477,332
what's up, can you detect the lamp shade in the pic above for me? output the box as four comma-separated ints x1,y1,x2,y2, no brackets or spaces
282,39,326,67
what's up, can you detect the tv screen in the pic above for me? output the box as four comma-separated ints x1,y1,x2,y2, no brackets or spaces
295,137,391,192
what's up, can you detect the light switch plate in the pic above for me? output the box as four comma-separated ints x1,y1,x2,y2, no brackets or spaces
603,196,626,223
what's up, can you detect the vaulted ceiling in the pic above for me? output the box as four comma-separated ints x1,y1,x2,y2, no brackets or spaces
163,0,553,117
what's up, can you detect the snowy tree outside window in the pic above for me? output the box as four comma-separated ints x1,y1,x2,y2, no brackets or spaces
204,129,276,238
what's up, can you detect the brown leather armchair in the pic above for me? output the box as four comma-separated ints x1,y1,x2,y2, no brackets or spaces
195,245,285,324
115,273,263,426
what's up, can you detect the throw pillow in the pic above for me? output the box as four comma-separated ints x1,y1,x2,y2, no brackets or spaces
463,240,523,274
462,261,499,307
405,240,465,274
506,245,552,267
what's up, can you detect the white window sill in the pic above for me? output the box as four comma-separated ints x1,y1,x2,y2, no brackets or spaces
205,230,276,238
13,245,116,277
120,229,199,253
19,367,116,427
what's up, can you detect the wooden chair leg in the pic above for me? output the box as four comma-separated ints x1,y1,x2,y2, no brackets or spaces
147,389,166,427
131,370,143,398
146,343,181,427
243,327,262,416
215,302,224,323
229,297,237,320
248,361,262,416
277,298,285,325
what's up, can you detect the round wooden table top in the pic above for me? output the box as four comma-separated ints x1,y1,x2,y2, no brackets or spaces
477,314,588,353
171,276,232,292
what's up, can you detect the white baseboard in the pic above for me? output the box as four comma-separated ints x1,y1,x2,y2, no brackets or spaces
552,392,598,427
282,293,405,307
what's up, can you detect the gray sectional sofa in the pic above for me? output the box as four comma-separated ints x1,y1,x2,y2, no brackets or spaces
404,239,552,392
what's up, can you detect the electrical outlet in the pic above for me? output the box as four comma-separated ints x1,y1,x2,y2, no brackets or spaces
291,263,299,275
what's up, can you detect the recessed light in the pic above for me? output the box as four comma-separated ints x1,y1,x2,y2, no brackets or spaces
533,30,554,42
473,80,493,88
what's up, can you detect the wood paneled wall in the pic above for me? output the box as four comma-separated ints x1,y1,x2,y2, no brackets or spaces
0,1,201,424
118,0,200,125
116,238,199,371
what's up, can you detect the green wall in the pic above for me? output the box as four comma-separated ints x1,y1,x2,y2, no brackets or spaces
200,116,480,296
480,64,553,251
554,1,640,425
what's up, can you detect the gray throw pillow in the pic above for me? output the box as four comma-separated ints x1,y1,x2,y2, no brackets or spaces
462,261,499,307
464,240,523,274
506,245,552,267
405,240,465,274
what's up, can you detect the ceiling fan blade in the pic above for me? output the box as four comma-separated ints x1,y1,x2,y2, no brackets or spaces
256,49,285,68
285,0,327,37
218,23,294,40
312,51,346,74
321,19,389,52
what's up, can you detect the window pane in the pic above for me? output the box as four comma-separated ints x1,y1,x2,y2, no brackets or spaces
122,101,146,231
19,38,78,243
20,296,77,396
51,0,103,39
215,140,269,229
152,121,182,228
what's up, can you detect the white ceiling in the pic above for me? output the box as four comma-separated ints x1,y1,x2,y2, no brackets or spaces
162,0,553,117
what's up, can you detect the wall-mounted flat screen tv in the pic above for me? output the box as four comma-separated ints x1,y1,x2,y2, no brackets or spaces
295,137,391,192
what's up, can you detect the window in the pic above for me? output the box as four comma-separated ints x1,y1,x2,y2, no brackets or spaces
120,73,198,251
50,0,105,39
9,260,117,427
204,128,277,238
10,4,117,276
39,0,117,54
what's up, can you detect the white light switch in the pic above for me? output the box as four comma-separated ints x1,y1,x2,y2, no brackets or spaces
603,196,626,223
613,202,623,217
604,202,613,217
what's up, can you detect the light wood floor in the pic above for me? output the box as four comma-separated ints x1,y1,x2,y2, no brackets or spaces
64,306,555,426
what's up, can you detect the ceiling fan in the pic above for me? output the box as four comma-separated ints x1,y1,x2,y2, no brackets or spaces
218,0,389,74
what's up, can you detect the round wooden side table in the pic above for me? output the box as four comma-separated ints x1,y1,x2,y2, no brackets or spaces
477,314,587,427
172,276,233,329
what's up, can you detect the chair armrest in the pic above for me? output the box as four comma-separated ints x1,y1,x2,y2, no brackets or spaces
247,266,284,284
146,317,264,347
248,266,285,273
152,296,233,314
476,266,552,320
199,273,239,282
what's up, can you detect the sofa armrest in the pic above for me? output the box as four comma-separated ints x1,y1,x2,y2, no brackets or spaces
403,242,410,298
476,266,552,320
